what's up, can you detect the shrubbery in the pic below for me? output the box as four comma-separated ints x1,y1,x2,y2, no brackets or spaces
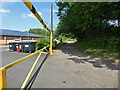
82,35,120,53
76,34,120,59
55,33,71,43
57,34,66,43
36,37,55,50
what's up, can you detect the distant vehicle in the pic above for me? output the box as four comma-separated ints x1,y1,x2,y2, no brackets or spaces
14,39,20,42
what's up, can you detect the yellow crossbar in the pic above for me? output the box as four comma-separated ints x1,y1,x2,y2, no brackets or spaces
21,51,43,89
4,45,49,70
22,0,52,55
22,0,50,32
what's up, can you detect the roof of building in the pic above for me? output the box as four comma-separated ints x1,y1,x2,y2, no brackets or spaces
0,29,41,37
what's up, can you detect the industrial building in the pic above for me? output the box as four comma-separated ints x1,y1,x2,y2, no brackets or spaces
0,29,40,45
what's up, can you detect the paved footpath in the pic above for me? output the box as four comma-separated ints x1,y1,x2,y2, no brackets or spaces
32,40,118,88
4,40,118,88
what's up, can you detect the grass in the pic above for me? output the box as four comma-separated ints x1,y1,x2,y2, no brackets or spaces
73,40,120,63
73,38,77,43
63,37,71,43
56,37,71,49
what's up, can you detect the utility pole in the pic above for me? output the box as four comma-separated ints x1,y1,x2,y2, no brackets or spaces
51,2,53,32
50,2,53,55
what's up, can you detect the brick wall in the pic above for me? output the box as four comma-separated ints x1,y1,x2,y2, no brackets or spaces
0,36,39,45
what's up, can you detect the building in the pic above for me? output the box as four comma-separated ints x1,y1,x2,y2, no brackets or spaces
0,29,41,45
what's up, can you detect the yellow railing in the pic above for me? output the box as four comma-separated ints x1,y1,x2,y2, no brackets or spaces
21,51,43,88
22,0,52,55
0,45,49,89
0,0,53,89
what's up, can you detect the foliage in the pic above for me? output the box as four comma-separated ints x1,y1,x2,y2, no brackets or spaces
56,33,71,43
55,2,120,59
55,33,71,49
36,37,55,50
74,35,120,59
73,38,77,43
28,28,49,36
56,2,120,37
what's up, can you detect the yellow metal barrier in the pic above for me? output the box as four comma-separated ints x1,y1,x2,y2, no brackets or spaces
22,0,50,32
50,31,52,55
0,45,49,89
0,67,7,89
0,0,54,89
4,45,49,70
22,0,52,55
21,51,42,88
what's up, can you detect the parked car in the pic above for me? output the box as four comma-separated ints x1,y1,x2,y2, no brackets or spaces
14,39,20,42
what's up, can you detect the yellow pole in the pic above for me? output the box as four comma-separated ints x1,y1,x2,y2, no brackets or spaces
0,67,7,89
4,45,49,70
50,31,52,55
21,52,42,89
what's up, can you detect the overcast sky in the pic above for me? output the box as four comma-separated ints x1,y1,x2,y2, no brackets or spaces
0,2,59,31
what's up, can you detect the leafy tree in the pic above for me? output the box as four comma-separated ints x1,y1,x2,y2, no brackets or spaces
55,2,120,55
28,28,49,36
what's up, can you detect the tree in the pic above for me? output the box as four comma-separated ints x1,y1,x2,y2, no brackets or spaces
28,28,49,36
55,2,120,38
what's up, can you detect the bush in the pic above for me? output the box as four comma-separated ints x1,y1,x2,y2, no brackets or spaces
81,35,120,52
56,34,68,43
36,37,55,50
108,36,120,52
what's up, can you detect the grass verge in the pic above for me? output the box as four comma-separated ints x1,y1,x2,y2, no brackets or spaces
73,40,119,64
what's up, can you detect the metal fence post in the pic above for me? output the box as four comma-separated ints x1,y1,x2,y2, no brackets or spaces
0,67,7,89
50,31,52,55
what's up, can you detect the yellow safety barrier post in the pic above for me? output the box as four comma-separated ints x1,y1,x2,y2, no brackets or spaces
50,31,52,55
0,67,7,89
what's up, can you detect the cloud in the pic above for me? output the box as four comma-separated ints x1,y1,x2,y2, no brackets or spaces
22,13,27,18
0,9,10,13
22,12,42,18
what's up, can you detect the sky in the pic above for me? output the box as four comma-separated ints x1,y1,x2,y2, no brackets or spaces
0,1,59,32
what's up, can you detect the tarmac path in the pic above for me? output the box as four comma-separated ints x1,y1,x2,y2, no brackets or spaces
32,40,118,88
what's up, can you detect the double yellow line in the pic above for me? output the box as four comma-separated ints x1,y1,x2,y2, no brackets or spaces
22,0,50,32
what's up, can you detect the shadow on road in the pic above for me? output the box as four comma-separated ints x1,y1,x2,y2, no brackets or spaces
24,53,49,89
61,42,119,70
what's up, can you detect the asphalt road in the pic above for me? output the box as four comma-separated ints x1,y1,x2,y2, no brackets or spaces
0,46,9,67
2,50,46,88
0,45,9,51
